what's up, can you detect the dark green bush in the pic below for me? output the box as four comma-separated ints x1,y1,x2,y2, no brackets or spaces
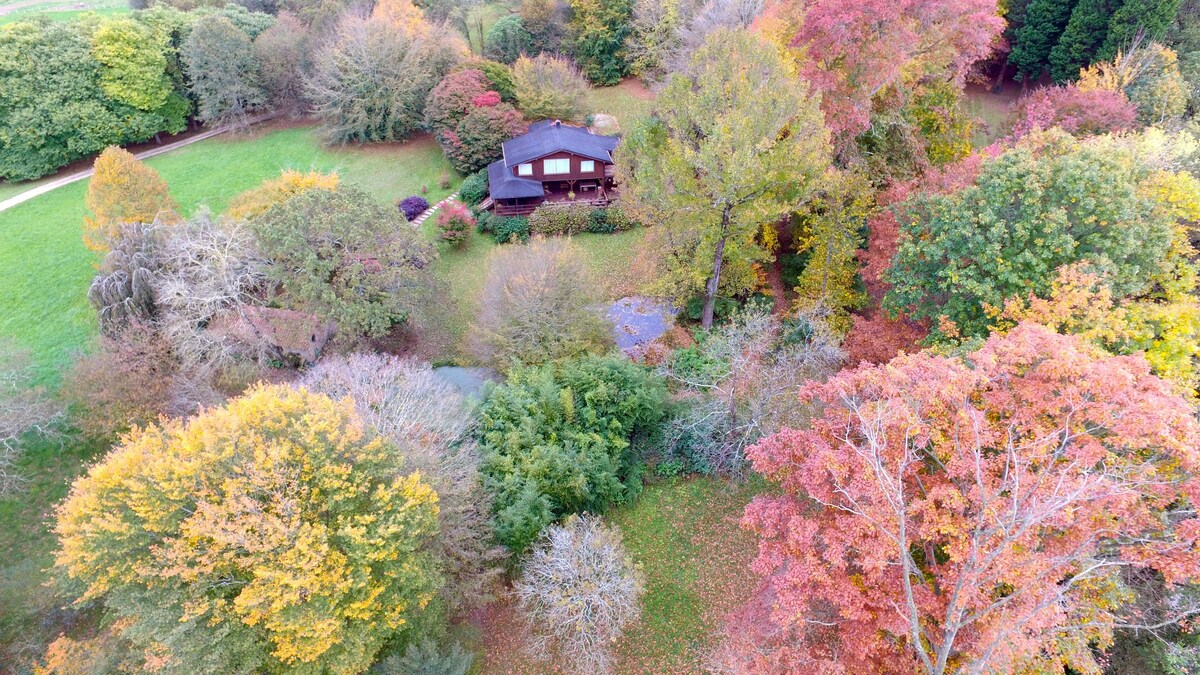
490,215,530,243
459,169,489,206
685,296,738,322
477,355,667,552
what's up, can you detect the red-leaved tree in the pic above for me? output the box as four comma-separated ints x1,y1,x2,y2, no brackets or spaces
1010,85,1138,140
733,323,1200,674
789,0,1004,147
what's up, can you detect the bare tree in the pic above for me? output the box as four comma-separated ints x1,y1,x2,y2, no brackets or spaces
659,306,842,477
154,210,270,371
0,342,62,496
300,353,506,614
515,514,644,674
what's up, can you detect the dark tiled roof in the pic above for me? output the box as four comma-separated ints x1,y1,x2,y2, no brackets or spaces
487,159,543,199
502,120,619,166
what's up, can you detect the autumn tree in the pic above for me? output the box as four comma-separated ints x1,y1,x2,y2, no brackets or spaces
786,0,1003,148
306,14,463,142
619,29,828,328
251,186,436,339
567,0,632,85
737,324,1200,673
470,238,612,369
225,169,340,220
885,130,1180,340
1010,84,1138,138
792,169,873,332
301,354,506,616
252,13,309,110
424,68,493,131
83,146,177,252
182,16,267,126
90,18,174,111
54,385,443,673
436,93,525,173
511,54,588,121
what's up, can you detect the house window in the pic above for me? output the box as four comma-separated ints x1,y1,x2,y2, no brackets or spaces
543,158,570,175
580,160,595,173
517,163,533,176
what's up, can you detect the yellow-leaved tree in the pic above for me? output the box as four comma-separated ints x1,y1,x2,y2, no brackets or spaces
53,384,444,673
83,146,177,252
225,169,340,221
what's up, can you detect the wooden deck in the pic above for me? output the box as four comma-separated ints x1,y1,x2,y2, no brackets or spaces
492,187,618,216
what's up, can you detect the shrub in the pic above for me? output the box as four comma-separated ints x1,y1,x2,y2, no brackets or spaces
53,385,443,673
514,514,645,673
378,638,473,675
477,355,666,551
1010,86,1138,140
0,342,63,497
251,186,436,339
489,214,530,243
64,322,176,440
512,54,589,120
527,203,591,235
459,169,490,205
484,15,532,64
300,354,506,615
436,201,475,247
398,195,431,221
470,238,611,368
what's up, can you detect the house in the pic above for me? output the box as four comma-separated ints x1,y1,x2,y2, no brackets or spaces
484,120,620,216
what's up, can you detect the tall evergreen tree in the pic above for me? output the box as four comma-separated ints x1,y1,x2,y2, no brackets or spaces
1049,0,1124,81
1099,0,1183,58
1010,0,1079,80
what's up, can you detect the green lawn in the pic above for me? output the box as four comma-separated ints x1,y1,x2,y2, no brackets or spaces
964,83,1019,148
0,0,128,25
587,78,657,134
0,124,459,381
609,477,763,673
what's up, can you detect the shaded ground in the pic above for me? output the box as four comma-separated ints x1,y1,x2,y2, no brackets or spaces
964,81,1021,148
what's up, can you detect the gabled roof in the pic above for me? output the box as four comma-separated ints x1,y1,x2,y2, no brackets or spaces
488,159,543,200
502,120,619,166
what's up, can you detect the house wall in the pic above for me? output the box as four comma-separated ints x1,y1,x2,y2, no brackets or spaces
510,151,609,182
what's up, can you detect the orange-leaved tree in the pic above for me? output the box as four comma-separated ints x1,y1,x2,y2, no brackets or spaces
727,324,1200,674
53,384,443,673
225,169,340,221
83,146,177,252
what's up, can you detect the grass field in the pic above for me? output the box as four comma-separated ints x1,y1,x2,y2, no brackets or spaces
0,124,459,381
471,477,763,673
587,78,657,133
0,0,127,25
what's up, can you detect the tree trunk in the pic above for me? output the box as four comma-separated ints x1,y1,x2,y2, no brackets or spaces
991,58,1009,93
701,205,733,329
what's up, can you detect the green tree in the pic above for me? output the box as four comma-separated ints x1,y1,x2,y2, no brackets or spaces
793,169,873,334
54,384,443,674
477,355,666,552
1049,0,1123,81
483,14,531,63
511,53,588,120
885,130,1180,339
182,16,266,125
618,29,829,328
251,186,436,338
90,17,174,111
1100,0,1182,59
1010,0,1078,80
567,0,631,85
0,20,185,180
